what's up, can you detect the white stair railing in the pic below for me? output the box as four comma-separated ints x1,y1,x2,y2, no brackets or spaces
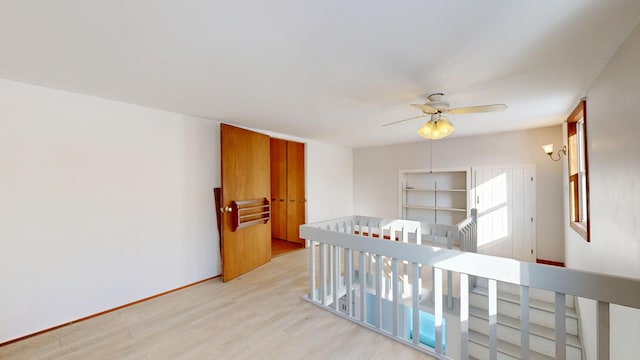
301,214,640,360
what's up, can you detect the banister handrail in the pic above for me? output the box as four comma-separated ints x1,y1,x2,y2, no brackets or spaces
301,214,640,360
301,222,640,307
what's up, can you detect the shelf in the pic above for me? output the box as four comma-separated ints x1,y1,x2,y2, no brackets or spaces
404,205,466,212
404,205,436,210
436,207,467,212
400,168,470,225
403,188,466,192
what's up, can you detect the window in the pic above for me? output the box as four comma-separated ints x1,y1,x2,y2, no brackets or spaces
567,100,589,241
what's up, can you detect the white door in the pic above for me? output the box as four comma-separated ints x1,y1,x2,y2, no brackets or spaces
472,166,536,262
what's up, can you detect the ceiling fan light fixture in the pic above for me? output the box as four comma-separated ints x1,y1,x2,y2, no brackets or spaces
417,117,455,140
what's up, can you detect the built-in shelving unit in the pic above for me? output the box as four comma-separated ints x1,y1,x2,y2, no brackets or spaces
399,168,470,225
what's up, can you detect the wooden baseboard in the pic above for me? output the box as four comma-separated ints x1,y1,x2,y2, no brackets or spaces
0,274,221,347
536,258,565,267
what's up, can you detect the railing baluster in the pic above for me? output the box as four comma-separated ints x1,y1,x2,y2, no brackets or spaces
597,301,610,360
412,261,420,345
375,254,382,329
488,279,497,360
520,285,530,360
446,229,453,303
332,245,339,311
310,240,316,301
329,244,334,305
391,257,399,336
434,267,443,354
446,272,453,309
320,243,327,305
460,273,469,360
359,250,366,322
345,248,353,316
555,292,566,360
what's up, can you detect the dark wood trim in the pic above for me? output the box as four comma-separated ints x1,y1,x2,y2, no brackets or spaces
567,100,584,125
536,258,566,267
566,99,590,242
214,187,222,249
0,275,221,347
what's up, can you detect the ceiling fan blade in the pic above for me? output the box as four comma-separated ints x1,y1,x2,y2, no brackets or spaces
410,104,438,114
448,104,507,115
382,114,427,127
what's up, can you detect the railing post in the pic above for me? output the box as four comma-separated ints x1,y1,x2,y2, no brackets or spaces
309,240,316,300
412,261,420,345
460,273,469,360
375,254,382,329
555,292,566,360
391,257,399,336
359,250,366,322
520,285,530,360
345,248,353,316
320,243,327,305
446,229,453,309
597,301,610,360
332,245,339,311
488,279,498,360
434,267,444,355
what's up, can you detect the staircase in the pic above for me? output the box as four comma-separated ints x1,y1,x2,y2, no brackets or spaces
468,281,583,360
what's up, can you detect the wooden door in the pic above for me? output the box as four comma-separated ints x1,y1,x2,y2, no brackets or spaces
220,124,272,281
270,138,287,240
286,141,305,244
472,166,535,262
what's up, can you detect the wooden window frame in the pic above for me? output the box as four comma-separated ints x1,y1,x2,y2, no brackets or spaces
567,100,590,241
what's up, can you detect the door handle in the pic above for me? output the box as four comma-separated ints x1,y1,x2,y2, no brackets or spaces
219,206,232,213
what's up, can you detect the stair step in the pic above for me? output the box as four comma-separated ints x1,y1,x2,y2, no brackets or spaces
469,306,581,348
470,287,579,335
469,330,554,360
472,287,577,318
475,279,576,308
469,308,582,358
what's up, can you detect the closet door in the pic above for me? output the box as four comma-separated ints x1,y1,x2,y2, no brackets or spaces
473,166,536,261
270,138,287,240
286,141,306,244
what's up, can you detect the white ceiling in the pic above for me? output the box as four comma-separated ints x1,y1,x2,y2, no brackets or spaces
1,1,639,148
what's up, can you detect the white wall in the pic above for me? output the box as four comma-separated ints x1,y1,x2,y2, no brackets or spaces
0,79,354,343
353,125,564,262
0,79,220,343
306,141,354,222
564,21,640,360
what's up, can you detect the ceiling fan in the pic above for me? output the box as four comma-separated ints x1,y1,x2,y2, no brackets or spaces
383,93,507,140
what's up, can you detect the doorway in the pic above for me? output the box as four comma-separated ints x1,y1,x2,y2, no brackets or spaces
219,124,272,281
270,137,306,256
219,125,308,281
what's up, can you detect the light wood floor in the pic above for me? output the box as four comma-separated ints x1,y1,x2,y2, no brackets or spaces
0,249,433,360
271,238,304,257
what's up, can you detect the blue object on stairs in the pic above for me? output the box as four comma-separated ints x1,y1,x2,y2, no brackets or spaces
408,308,446,351
361,292,446,351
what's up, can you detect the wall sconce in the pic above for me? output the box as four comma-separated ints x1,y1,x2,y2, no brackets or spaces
542,144,567,161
